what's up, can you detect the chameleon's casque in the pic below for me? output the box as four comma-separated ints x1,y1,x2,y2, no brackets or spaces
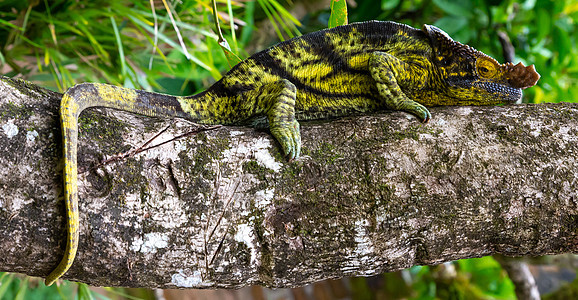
46,21,539,285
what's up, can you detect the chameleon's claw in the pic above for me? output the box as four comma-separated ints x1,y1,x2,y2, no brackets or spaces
408,103,431,123
422,109,432,123
292,121,301,159
271,119,301,161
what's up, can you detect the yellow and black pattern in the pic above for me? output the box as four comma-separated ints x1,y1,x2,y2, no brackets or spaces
47,21,539,285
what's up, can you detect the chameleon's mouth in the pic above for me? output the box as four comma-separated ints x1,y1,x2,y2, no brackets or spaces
473,81,522,104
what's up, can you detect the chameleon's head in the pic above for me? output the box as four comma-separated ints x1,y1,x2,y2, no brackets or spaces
422,24,540,105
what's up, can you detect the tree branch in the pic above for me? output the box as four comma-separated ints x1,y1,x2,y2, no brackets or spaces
0,76,577,288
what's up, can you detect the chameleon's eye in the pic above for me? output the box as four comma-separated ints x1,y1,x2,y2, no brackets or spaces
476,56,499,78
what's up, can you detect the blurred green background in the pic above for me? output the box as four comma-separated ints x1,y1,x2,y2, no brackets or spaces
1,0,577,299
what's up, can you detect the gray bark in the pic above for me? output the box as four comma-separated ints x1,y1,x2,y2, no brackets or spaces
0,76,577,288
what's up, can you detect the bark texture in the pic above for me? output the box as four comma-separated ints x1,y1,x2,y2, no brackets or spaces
0,76,577,288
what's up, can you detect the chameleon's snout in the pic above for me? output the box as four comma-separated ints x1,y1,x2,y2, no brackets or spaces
472,80,523,104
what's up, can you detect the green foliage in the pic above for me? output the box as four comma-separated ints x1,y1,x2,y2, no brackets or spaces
381,257,516,299
0,0,299,94
256,0,301,40
0,273,76,300
455,257,517,299
0,272,159,299
345,257,517,299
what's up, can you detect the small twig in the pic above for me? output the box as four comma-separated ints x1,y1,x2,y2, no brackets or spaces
210,221,233,266
497,30,515,63
84,124,222,173
136,125,221,155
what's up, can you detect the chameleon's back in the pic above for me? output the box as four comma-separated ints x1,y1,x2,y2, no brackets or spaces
208,21,430,120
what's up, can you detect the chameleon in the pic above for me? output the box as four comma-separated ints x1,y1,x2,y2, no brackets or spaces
46,20,540,285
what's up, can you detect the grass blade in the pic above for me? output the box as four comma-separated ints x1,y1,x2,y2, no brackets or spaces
109,14,127,79
226,0,238,53
128,15,213,72
212,0,242,68
161,0,191,60
14,277,28,300
148,0,159,69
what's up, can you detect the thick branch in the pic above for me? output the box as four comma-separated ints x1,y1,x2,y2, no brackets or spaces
0,77,577,288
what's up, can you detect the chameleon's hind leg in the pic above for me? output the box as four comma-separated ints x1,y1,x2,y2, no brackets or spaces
369,51,431,122
246,79,300,159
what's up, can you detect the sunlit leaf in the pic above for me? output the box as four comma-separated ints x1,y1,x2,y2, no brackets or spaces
329,0,348,28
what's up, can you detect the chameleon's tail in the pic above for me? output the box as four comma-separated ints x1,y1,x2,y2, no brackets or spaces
45,90,82,286
45,83,202,285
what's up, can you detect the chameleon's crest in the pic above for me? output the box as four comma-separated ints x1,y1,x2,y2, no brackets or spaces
422,24,478,61
504,62,540,89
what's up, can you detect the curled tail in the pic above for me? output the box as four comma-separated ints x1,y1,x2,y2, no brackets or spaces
46,83,199,285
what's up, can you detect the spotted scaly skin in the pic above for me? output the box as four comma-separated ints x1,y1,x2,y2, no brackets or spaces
46,21,539,285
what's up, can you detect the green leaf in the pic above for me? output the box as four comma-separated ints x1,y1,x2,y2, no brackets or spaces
536,9,551,42
256,0,301,40
267,0,302,32
521,0,537,10
220,39,243,67
226,0,238,53
129,10,217,39
0,273,15,298
553,25,572,61
382,0,400,11
329,0,348,28
432,0,473,17
240,0,256,46
77,283,95,300
0,18,23,30
14,277,28,300
433,16,468,38
128,15,213,72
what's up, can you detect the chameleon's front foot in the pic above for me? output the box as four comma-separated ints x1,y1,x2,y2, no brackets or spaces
369,51,432,123
270,119,301,160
